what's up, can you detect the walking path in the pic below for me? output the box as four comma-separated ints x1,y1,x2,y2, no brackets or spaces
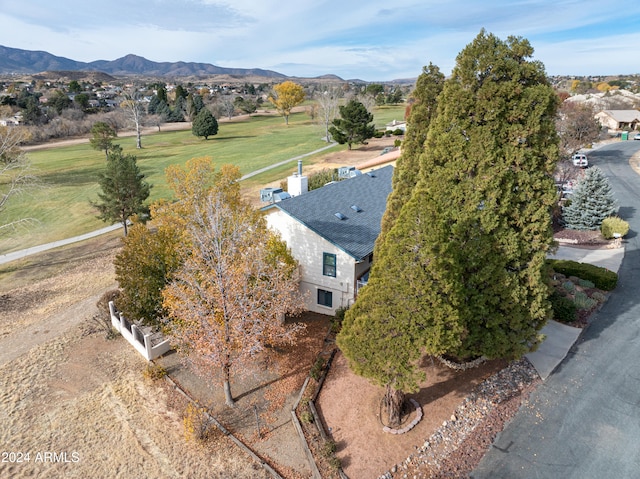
0,142,337,265
0,224,123,265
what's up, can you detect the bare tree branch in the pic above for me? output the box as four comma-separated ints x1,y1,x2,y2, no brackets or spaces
0,126,42,233
315,87,341,142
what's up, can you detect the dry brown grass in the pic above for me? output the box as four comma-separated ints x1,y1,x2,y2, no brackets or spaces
0,236,269,479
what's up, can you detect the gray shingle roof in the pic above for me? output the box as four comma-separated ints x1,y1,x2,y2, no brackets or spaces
268,165,394,260
599,110,640,122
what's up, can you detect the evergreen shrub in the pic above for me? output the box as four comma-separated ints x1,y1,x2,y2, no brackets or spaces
577,278,595,288
562,280,576,293
601,216,629,239
550,290,577,323
332,306,348,333
574,291,597,310
546,259,618,291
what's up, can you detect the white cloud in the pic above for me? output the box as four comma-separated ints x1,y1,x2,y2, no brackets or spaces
0,0,639,80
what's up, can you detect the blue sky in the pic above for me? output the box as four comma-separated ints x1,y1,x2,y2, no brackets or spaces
1,0,638,81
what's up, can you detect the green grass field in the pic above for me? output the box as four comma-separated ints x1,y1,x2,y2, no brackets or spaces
0,105,404,254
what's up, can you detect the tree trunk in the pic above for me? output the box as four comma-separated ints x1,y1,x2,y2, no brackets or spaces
385,384,405,428
223,364,235,407
223,380,234,407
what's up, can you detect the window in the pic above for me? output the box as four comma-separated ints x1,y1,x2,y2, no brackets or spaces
323,253,336,277
317,289,333,308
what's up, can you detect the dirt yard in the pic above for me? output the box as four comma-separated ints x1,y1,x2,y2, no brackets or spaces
0,235,270,479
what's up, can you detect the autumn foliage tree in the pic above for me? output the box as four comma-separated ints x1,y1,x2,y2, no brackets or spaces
114,158,235,325
269,81,305,125
114,214,182,326
556,101,601,156
161,158,305,407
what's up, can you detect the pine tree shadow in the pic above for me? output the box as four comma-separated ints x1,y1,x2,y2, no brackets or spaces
410,355,507,408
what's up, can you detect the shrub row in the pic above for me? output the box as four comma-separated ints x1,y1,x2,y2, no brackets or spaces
546,259,618,291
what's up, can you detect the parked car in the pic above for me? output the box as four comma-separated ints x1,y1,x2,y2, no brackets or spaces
634,133,640,140
572,153,588,168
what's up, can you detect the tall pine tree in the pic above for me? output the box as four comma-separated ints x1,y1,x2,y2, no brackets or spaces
92,146,151,236
417,30,560,360
328,99,375,150
378,63,444,240
338,31,559,425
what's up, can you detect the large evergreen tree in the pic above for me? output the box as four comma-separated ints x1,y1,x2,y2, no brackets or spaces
191,108,219,140
416,30,560,360
92,146,151,236
329,99,375,150
562,166,617,230
378,63,444,240
338,31,559,425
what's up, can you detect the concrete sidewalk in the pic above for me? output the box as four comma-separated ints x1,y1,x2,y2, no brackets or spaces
527,244,625,379
0,223,123,265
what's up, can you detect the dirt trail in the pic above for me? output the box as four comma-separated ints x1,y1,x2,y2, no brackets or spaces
0,285,114,367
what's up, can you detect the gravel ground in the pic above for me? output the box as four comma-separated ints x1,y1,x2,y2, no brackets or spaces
381,358,540,479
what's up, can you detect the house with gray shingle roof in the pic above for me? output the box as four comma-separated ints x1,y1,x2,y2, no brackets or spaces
595,110,640,131
262,165,393,315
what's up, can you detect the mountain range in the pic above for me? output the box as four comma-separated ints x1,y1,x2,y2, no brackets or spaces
0,45,294,79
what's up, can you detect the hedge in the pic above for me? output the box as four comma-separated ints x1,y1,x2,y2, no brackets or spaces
546,259,618,291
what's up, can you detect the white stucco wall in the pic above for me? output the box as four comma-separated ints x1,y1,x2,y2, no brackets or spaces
265,209,361,315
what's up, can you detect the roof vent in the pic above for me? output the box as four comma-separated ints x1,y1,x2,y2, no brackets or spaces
350,205,362,212
366,171,377,178
334,212,347,220
338,166,362,179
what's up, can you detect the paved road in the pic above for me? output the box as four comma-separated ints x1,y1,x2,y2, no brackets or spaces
472,141,640,478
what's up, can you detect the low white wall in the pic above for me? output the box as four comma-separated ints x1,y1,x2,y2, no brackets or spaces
109,301,171,361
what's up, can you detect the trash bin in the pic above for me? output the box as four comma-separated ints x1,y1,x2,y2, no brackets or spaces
622,131,629,140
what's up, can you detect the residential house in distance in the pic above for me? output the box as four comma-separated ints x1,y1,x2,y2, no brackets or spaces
262,164,394,315
595,110,640,132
